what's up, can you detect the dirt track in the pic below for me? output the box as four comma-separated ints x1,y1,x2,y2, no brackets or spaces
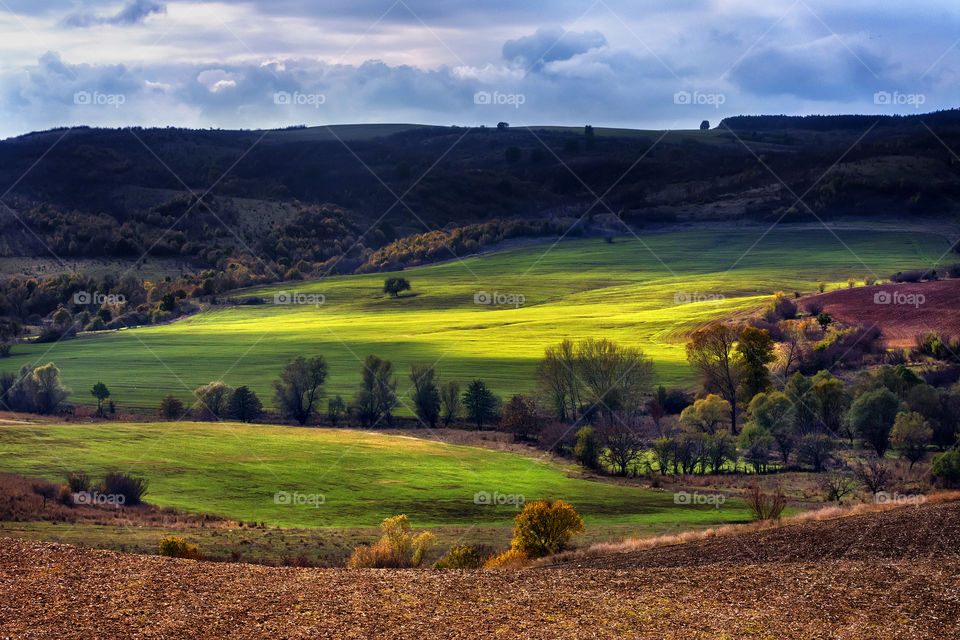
2,501,960,639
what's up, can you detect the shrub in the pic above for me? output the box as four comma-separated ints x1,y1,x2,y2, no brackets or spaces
102,471,148,505
746,485,786,521
483,548,528,569
158,394,184,419
192,381,234,419
65,471,91,493
433,544,492,569
853,457,892,494
573,426,599,470
158,536,201,560
932,448,960,488
511,500,584,559
347,515,436,568
0,344,10,358
56,484,73,506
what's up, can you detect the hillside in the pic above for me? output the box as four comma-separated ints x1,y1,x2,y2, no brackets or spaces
1,499,958,639
1,228,949,411
3,114,960,278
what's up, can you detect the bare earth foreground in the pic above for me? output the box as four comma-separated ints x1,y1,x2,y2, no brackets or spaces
2,501,960,639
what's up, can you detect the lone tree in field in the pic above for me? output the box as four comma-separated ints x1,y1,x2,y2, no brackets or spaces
463,379,501,429
90,381,110,417
383,277,411,297
410,363,441,428
158,394,184,420
273,355,329,425
440,380,461,426
228,385,262,423
20,363,71,415
686,324,743,433
355,355,398,427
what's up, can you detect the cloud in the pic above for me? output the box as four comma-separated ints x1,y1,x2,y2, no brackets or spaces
502,27,608,71
63,0,166,28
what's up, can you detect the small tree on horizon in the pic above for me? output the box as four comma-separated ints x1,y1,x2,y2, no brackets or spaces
383,277,411,298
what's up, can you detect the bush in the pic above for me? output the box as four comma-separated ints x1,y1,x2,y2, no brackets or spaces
0,344,10,358
511,500,584,559
347,515,436,568
65,471,91,493
483,548,528,569
102,471,148,505
573,426,599,470
932,448,960,488
158,394,184,419
433,544,492,569
746,485,786,521
158,536,200,560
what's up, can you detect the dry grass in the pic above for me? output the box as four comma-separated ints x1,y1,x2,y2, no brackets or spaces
537,490,960,566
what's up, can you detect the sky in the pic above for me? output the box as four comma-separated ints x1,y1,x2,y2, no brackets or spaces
0,0,958,138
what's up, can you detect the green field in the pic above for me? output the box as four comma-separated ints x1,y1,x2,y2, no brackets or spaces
1,228,950,412
0,420,752,529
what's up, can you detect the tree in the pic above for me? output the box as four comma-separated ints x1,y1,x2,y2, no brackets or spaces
273,355,329,425
705,430,737,474
600,424,644,475
849,388,901,456
739,423,774,473
409,363,441,428
500,395,542,441
158,394,184,420
679,394,730,434
462,379,500,429
327,395,345,426
700,120,710,130
809,373,850,438
576,338,654,418
574,426,600,470
796,433,834,471
511,500,584,558
651,435,673,475
383,277,411,297
536,339,580,421
784,372,816,434
890,411,932,468
20,363,70,414
853,456,891,494
52,307,72,328
820,471,856,504
90,381,110,417
736,327,776,401
816,312,832,330
355,355,397,427
686,324,742,433
647,386,667,434
192,381,234,419
229,386,262,423
440,381,461,426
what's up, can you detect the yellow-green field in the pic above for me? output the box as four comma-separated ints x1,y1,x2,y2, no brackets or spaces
1,228,950,412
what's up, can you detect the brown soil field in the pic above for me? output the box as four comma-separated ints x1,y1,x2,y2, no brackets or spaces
811,279,960,347
1,499,959,639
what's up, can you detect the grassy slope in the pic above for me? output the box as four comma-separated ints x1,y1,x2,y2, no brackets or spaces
1,228,949,411
0,420,752,528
